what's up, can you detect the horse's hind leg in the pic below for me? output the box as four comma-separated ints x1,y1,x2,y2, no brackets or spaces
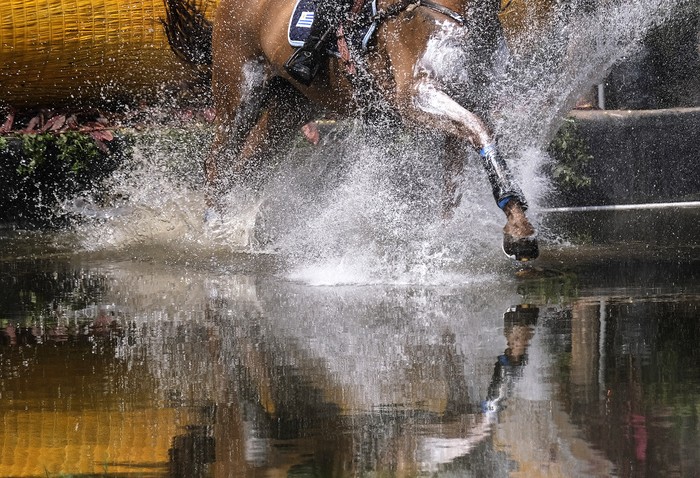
206,59,271,206
238,77,317,170
234,79,316,245
207,74,314,244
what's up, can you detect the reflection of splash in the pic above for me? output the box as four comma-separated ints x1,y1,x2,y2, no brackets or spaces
94,263,522,414
99,265,523,472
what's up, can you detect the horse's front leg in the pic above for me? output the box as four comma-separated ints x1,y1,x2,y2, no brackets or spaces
409,79,539,261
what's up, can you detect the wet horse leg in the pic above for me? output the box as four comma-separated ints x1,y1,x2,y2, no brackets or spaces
207,74,315,247
442,136,466,219
409,79,539,260
242,78,317,168
207,59,316,201
206,59,271,208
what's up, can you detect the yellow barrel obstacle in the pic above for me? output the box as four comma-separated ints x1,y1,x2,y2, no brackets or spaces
0,0,216,109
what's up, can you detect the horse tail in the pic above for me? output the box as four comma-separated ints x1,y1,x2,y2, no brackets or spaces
162,0,213,67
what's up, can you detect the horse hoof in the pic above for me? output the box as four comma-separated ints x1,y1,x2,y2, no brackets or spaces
502,233,539,262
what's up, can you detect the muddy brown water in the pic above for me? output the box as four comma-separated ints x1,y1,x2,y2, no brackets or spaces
0,230,698,477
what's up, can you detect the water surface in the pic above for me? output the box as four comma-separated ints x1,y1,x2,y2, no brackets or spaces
1,231,697,477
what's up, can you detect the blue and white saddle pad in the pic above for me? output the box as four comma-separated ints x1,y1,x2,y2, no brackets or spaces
288,0,378,53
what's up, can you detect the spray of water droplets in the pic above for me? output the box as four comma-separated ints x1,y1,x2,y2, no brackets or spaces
66,0,687,284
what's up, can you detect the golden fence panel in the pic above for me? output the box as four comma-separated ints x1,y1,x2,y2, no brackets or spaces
0,408,189,476
0,0,216,109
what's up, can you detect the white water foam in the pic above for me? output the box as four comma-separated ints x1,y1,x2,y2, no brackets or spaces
65,129,253,254
266,125,508,284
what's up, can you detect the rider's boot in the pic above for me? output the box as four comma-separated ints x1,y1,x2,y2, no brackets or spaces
285,19,334,85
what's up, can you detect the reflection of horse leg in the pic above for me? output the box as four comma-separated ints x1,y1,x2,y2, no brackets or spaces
409,79,538,260
206,59,270,208
482,304,539,413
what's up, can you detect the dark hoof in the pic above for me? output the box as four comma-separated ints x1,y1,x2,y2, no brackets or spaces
503,233,539,262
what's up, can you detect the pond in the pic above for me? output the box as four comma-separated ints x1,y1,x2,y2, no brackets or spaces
0,228,698,477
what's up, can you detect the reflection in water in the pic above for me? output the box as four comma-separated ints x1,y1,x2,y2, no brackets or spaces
482,305,539,415
0,250,698,476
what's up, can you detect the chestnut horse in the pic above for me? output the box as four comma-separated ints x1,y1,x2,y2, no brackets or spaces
164,0,539,261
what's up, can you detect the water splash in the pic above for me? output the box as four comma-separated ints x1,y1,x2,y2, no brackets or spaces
261,124,507,284
492,0,688,149
65,0,685,283
67,147,206,252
